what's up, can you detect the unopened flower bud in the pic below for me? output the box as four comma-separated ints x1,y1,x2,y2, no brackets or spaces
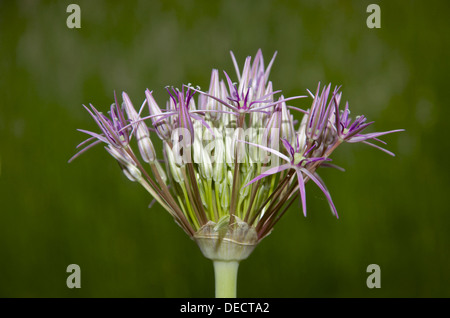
255,184,268,210
225,128,234,168
297,113,308,140
206,69,221,122
171,128,192,166
212,139,226,183
106,146,142,182
122,163,142,182
280,97,295,144
122,92,156,163
164,142,183,184
197,174,208,209
105,145,133,166
240,168,253,198
220,178,230,211
136,129,156,163
154,160,167,184
199,147,213,180
247,128,260,164
229,128,246,165
193,122,203,164
227,170,233,193
146,89,172,142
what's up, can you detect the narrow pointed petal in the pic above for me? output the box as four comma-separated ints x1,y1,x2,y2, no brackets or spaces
319,163,346,172
295,168,307,217
361,141,396,156
348,129,405,143
249,95,307,112
244,164,291,187
264,51,277,84
301,168,338,217
77,129,109,144
237,139,291,162
281,139,295,158
187,85,239,112
230,51,241,80
68,139,102,163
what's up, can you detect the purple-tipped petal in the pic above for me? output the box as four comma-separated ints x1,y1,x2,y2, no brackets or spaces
348,129,405,143
264,51,278,84
237,139,291,162
281,138,295,158
301,168,338,218
244,164,291,187
77,129,109,144
295,167,307,217
68,139,102,163
230,51,241,80
249,95,307,112
361,141,396,157
287,105,308,114
310,171,339,218
188,85,239,112
319,162,346,172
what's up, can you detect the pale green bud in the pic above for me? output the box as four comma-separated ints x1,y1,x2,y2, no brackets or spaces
227,170,233,194
220,178,230,211
153,160,167,184
197,174,208,209
122,163,142,183
136,129,156,163
200,147,213,180
106,146,142,182
280,98,295,144
227,128,247,166
247,128,260,164
193,134,203,164
225,128,234,168
171,128,192,167
106,145,133,166
164,142,183,184
251,109,263,129
212,139,225,183
255,184,268,210
239,168,254,198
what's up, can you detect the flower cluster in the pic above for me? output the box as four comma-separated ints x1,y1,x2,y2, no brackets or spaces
70,49,402,256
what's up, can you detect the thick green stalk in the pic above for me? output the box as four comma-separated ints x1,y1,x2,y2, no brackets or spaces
213,260,239,298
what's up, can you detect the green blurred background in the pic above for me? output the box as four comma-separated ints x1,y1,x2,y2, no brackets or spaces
1,0,449,297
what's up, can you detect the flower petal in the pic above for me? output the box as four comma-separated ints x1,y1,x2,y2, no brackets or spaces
301,168,338,218
361,141,396,157
295,167,307,217
243,164,291,187
237,139,291,162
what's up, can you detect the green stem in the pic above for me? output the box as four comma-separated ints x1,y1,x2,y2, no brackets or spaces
213,260,239,298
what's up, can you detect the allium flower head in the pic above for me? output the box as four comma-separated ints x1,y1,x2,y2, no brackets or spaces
70,49,403,297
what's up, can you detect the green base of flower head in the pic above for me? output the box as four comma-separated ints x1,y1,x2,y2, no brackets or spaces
194,215,259,298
